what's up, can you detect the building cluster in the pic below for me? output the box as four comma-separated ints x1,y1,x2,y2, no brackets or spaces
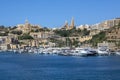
65,18,120,48
16,20,41,33
106,27,120,41
0,20,56,50
75,18,120,44
0,36,18,50
0,18,120,50
91,18,120,30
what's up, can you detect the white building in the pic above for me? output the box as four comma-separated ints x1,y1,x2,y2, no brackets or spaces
77,24,90,30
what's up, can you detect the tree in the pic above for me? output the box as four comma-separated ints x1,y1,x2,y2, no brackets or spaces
18,34,33,40
115,41,120,49
118,22,120,26
11,30,22,35
0,25,5,29
72,38,79,47
90,31,106,47
10,26,17,30
81,28,90,36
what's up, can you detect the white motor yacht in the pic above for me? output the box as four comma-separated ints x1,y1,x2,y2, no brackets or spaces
97,46,109,56
71,48,94,56
115,50,120,55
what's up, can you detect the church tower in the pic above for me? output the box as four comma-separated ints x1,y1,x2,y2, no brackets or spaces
25,19,29,24
24,19,31,33
70,17,75,29
65,20,69,30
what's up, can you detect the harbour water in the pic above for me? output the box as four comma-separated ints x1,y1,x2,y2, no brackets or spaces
0,52,120,80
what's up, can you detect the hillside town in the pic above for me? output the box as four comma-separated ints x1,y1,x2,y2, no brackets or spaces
0,18,120,55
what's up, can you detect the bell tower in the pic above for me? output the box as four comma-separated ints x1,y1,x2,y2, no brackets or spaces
70,17,75,29
24,19,31,32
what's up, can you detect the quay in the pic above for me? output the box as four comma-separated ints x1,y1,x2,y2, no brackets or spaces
0,47,119,57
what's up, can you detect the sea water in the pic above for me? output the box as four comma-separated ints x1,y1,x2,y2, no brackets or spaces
0,52,120,80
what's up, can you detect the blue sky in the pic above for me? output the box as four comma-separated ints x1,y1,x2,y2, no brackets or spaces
0,0,120,28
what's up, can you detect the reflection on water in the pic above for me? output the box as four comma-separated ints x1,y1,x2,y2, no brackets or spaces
0,52,120,80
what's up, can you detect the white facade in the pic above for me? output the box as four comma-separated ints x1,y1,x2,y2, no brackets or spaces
77,24,90,30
